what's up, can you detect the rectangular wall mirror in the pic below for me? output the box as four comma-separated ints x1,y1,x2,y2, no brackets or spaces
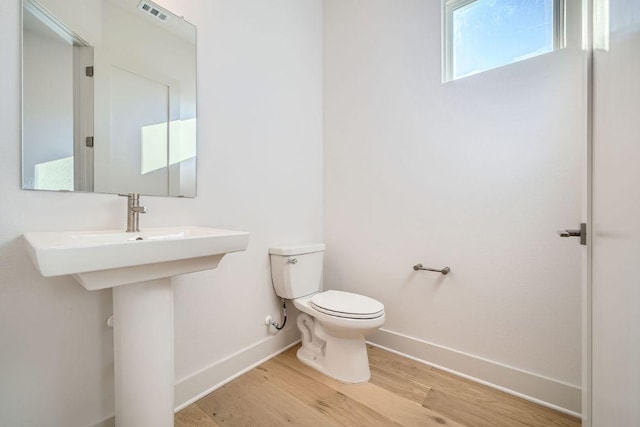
22,0,197,197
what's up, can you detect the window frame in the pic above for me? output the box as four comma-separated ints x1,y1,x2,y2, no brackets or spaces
442,0,566,82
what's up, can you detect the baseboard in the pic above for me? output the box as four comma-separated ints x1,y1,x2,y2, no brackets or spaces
91,327,300,426
368,328,582,417
91,416,114,427
174,326,300,411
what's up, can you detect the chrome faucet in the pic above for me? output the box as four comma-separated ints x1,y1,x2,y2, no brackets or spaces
124,193,147,232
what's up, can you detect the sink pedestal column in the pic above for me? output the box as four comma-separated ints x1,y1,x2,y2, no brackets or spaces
113,278,174,427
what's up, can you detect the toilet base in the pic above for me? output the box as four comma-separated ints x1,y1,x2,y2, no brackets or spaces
296,313,372,383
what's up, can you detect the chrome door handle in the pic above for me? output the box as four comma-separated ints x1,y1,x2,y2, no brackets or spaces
557,223,586,246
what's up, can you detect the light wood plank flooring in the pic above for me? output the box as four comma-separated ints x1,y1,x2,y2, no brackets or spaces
175,344,580,427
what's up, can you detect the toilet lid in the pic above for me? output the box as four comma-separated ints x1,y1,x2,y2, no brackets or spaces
311,290,384,319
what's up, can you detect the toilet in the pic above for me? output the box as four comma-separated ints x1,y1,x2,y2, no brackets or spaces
269,244,385,383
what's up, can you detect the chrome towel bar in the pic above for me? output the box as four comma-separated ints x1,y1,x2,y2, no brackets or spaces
413,264,450,275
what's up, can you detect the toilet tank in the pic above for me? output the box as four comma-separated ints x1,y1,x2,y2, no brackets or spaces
269,244,325,299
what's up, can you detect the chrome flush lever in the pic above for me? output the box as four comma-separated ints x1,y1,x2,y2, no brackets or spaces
557,223,587,246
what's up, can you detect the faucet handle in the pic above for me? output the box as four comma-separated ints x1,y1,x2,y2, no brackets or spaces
131,206,147,214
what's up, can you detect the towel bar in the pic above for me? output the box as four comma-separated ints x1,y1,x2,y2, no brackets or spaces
413,264,450,275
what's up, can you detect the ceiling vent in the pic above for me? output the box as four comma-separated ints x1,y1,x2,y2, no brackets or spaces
137,1,169,22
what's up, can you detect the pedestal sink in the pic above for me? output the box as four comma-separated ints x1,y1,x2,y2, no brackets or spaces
24,226,250,427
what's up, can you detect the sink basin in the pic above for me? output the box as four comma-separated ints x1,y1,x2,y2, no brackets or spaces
24,226,250,290
24,225,249,427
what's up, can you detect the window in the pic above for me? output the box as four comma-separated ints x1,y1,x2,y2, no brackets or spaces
443,0,565,81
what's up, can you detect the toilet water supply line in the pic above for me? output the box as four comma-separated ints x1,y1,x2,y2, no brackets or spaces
267,298,287,331
267,264,287,331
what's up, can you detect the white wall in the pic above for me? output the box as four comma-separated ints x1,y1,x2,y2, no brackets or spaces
591,0,640,425
324,0,584,412
0,1,322,426
159,0,323,389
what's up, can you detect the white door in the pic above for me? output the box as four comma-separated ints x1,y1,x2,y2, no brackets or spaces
108,66,170,196
93,63,171,196
591,1,640,425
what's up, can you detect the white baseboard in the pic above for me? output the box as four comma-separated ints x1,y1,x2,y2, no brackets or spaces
91,416,115,427
368,328,582,417
174,326,300,411
92,326,300,426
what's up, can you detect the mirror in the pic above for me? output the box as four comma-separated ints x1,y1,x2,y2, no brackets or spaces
22,0,197,197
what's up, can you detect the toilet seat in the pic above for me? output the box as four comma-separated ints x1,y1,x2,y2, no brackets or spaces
310,290,384,319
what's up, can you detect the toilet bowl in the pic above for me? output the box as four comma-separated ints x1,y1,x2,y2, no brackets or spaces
269,244,385,383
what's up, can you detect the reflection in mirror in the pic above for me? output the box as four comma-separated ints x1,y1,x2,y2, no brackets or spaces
22,1,93,192
22,0,197,197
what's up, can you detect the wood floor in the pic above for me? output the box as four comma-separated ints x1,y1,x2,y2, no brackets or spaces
175,344,580,427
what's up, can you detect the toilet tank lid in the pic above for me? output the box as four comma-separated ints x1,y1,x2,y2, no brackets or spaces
269,243,325,256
